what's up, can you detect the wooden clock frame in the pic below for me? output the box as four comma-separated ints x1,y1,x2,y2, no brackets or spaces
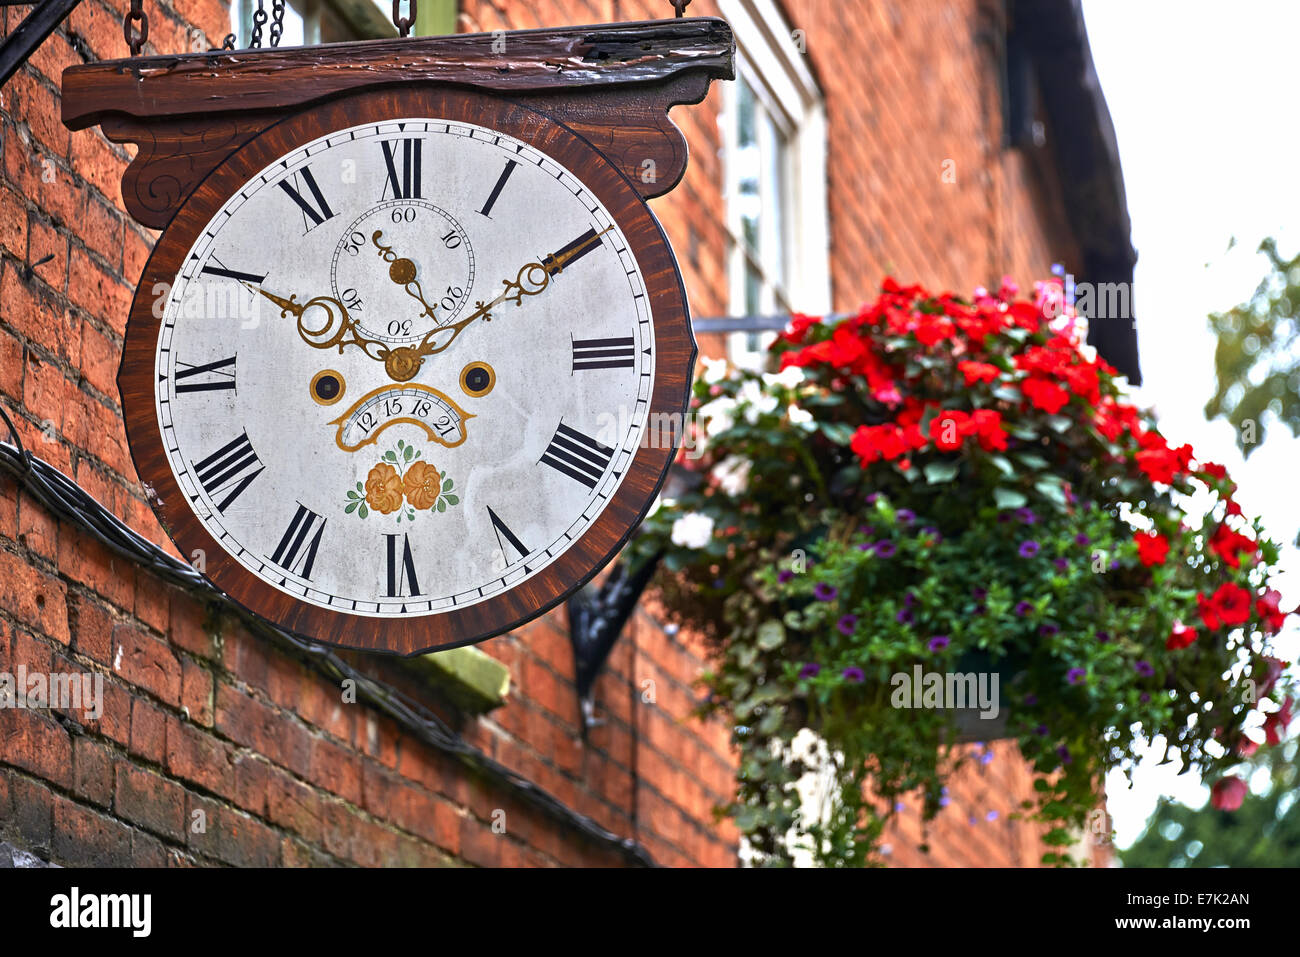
60,19,734,656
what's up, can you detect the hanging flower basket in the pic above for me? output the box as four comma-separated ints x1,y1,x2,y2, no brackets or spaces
635,276,1295,867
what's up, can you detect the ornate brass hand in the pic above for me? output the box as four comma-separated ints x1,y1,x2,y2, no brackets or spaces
371,230,438,324
401,225,616,365
246,283,388,364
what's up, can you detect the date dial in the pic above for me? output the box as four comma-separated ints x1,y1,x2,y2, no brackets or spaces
330,200,475,346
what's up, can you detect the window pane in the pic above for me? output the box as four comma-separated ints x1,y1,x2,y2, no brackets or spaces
736,76,763,259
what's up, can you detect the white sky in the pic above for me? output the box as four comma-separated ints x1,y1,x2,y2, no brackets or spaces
1082,0,1300,850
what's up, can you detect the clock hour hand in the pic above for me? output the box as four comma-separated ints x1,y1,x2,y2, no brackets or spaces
409,225,615,360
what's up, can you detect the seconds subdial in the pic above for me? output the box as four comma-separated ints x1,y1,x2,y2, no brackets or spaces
330,200,475,347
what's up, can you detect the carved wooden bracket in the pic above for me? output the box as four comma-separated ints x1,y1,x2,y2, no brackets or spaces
60,18,735,230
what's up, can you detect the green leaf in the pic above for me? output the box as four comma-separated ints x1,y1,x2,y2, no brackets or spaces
384,452,397,462
345,501,358,514
404,446,414,462
358,503,369,519
994,487,1027,510
1034,476,1067,506
443,494,459,505
436,499,447,513
819,422,856,445
1016,453,1049,470
1046,415,1072,434
756,620,786,651
923,460,959,484
990,455,1015,477
993,384,1023,403
356,482,364,492
443,478,454,491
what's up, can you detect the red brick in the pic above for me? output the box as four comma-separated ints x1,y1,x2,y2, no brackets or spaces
185,793,280,867
66,245,132,334
114,760,187,841
168,591,219,660
165,714,237,796
0,326,23,401
25,214,69,298
78,320,119,398
129,695,168,764
0,263,80,368
72,734,114,807
0,547,68,643
305,735,363,805
16,491,58,564
179,658,213,726
7,70,68,159
51,793,133,867
0,706,72,788
110,621,181,704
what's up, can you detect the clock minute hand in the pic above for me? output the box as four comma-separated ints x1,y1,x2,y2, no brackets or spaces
411,225,615,360
243,282,386,362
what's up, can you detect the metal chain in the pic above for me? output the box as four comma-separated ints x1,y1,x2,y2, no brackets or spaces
123,0,149,55
250,0,267,49
392,0,416,37
671,0,692,17
270,0,286,47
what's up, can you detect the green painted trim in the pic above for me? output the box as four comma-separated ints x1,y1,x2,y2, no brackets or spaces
414,0,457,37
410,644,510,713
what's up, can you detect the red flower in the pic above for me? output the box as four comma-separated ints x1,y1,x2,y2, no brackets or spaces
1207,582,1252,627
1258,656,1289,698
957,360,1000,385
1210,775,1248,811
1166,621,1198,650
1224,499,1243,517
1200,461,1228,481
969,408,1008,451
1134,531,1170,567
1209,524,1257,569
851,424,908,466
779,312,820,345
1263,697,1293,746
928,410,969,452
1255,590,1289,634
1196,592,1222,631
1021,377,1069,414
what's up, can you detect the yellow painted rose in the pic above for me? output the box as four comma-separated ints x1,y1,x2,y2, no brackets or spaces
365,462,404,514
402,459,441,510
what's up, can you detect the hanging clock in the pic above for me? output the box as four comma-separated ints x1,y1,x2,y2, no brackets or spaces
60,20,734,654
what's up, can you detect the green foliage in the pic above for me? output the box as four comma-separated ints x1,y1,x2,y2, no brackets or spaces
1206,237,1300,457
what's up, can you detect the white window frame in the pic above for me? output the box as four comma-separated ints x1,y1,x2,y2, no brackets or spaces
718,0,831,369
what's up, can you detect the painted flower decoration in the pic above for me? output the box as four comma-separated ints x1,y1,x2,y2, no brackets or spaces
365,463,404,515
402,459,441,510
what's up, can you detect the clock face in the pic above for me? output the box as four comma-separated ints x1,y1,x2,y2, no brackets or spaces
150,112,661,629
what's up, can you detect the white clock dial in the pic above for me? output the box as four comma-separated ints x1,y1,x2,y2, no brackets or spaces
155,119,654,618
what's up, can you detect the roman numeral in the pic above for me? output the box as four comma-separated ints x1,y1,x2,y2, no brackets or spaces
544,227,603,276
487,507,529,568
572,337,635,371
200,262,266,284
380,138,422,200
192,431,264,512
175,356,237,393
269,504,327,581
478,159,518,217
277,166,336,231
540,423,614,489
384,533,423,597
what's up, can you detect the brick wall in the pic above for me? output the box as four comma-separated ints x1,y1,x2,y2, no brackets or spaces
0,0,1102,868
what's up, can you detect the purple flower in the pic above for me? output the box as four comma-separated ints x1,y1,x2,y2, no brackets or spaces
814,582,837,601
1075,533,1091,546
837,614,859,636
903,591,917,607
874,541,896,558
1067,668,1086,685
928,635,951,652
1097,631,1111,643
971,587,988,600
1056,745,1072,765
1039,623,1059,637
1018,540,1040,558
1139,692,1151,704
799,663,821,679
858,524,876,537
896,509,916,524
857,541,874,551
1024,694,1038,707
841,666,865,683
1134,660,1154,677
973,604,987,616
778,569,795,583
1035,724,1049,736
1053,558,1069,571
1014,600,1033,617
920,525,942,543
1015,507,1038,525
896,607,915,625
865,492,879,505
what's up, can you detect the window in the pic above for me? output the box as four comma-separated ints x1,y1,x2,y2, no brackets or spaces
718,0,830,369
229,0,398,47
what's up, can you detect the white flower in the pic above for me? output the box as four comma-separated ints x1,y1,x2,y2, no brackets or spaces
713,456,751,496
788,404,814,427
763,365,805,390
670,512,715,549
737,380,779,423
702,356,730,385
697,396,737,437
